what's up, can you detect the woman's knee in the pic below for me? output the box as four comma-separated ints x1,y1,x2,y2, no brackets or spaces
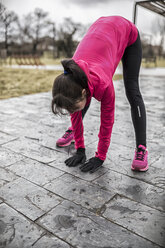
126,89,143,106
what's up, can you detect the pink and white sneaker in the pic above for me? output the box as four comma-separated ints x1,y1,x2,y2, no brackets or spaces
131,144,148,171
56,127,74,147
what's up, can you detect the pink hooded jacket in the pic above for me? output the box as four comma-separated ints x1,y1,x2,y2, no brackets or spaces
71,16,138,161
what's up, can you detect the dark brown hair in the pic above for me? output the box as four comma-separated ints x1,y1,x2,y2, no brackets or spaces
52,59,89,115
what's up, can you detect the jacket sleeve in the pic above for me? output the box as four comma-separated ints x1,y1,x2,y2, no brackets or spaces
70,110,85,149
95,83,115,161
70,95,92,150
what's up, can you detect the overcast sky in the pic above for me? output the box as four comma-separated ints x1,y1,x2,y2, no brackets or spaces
2,0,163,44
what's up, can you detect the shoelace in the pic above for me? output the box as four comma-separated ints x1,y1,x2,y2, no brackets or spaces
62,130,72,139
136,148,145,161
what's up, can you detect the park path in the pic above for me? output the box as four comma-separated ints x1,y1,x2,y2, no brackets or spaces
5,64,165,77
0,72,164,247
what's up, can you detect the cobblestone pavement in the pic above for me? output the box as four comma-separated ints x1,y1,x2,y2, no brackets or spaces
0,73,164,248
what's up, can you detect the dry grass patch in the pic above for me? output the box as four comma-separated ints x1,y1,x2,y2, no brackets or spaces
0,67,123,100
0,67,61,99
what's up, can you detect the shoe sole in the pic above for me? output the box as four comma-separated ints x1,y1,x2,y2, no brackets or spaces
131,164,149,172
56,140,75,147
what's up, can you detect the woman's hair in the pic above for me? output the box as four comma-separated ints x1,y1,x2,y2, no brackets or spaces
52,59,89,115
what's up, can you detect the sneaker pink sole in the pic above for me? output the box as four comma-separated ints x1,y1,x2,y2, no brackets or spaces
56,139,75,147
131,163,149,171
131,145,148,172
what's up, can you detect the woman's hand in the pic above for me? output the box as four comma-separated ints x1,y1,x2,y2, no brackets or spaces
65,148,86,167
80,157,104,173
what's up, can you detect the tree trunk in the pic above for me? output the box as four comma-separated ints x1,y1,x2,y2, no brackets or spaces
5,27,8,54
32,42,37,54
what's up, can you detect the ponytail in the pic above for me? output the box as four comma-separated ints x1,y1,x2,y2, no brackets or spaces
61,59,88,89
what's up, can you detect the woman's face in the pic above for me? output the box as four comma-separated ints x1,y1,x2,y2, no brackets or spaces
71,89,87,113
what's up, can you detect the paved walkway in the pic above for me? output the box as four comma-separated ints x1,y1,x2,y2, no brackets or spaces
5,64,165,77
0,73,164,247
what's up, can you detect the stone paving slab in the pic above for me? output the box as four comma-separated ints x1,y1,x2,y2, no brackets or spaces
43,173,115,211
88,139,161,168
8,158,65,186
150,154,165,170
0,167,18,188
48,145,109,182
49,159,109,182
2,137,60,163
0,131,17,145
0,75,164,247
0,203,44,248
37,199,160,248
0,178,63,221
103,143,165,189
103,194,165,247
32,234,74,248
0,118,40,137
109,158,165,189
93,169,165,212
0,147,25,168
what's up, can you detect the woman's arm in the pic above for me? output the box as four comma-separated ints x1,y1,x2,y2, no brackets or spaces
70,111,85,149
95,83,115,161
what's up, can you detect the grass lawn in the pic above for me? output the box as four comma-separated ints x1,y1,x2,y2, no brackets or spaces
0,55,163,100
0,67,61,100
142,57,165,68
1,54,165,100
0,67,122,100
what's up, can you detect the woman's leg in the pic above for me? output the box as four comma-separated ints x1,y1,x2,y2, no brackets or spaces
121,32,147,148
81,102,90,119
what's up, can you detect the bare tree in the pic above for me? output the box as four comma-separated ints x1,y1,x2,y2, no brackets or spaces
152,16,165,57
0,2,6,15
0,4,18,54
78,23,91,38
17,14,32,45
18,8,50,54
57,18,82,57
47,21,56,58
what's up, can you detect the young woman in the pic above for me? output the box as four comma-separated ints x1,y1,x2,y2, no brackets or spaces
52,16,148,173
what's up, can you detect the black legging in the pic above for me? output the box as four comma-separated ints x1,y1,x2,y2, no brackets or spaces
81,31,147,148
121,31,146,148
